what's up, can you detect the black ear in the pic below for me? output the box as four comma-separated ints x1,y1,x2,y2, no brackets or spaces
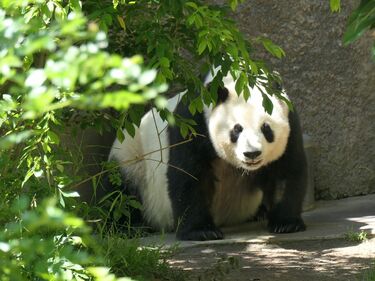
207,82,229,104
217,86,229,103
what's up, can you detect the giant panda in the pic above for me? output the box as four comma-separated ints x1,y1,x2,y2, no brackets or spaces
108,73,307,241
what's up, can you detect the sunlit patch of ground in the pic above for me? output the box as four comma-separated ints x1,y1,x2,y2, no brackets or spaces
168,238,375,281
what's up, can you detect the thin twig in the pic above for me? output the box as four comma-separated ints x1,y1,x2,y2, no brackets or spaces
143,157,198,181
71,137,197,189
151,108,163,168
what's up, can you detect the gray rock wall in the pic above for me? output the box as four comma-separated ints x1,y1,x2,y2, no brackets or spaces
231,0,375,199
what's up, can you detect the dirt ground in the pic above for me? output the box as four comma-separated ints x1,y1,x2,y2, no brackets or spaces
168,238,375,281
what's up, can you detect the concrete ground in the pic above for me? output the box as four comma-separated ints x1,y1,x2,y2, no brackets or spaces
142,194,375,281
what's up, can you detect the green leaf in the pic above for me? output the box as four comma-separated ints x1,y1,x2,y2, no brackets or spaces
129,106,144,127
56,164,64,172
188,100,196,115
243,85,250,100
23,55,34,70
41,2,53,24
260,37,286,59
343,1,375,44
59,192,66,207
180,124,188,138
116,128,125,143
41,141,51,153
69,0,82,11
22,169,34,187
185,2,198,10
198,40,207,55
196,97,204,113
160,57,170,68
230,0,238,11
60,190,80,198
330,0,341,12
24,6,39,23
54,3,68,21
248,59,258,75
128,199,142,209
124,120,136,138
117,15,126,30
47,131,60,145
262,93,274,115
235,72,247,95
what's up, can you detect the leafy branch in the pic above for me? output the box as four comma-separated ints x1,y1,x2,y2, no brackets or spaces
330,0,375,59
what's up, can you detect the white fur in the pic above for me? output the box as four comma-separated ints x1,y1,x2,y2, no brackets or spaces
109,94,183,231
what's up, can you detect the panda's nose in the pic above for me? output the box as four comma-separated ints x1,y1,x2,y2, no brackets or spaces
243,151,262,159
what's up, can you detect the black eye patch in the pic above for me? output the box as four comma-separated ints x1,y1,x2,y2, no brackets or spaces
230,124,243,143
261,123,274,143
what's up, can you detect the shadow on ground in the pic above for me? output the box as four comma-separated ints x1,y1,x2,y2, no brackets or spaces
154,195,375,281
168,238,375,281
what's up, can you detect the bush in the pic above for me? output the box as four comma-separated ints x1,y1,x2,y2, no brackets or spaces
0,0,285,279
0,197,136,280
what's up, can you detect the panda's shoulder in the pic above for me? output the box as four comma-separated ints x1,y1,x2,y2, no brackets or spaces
168,98,217,160
171,99,209,138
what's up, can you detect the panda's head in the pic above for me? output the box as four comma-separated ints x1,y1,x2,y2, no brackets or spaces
205,75,290,172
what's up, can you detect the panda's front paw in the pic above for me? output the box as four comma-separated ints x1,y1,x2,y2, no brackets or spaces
176,226,224,241
268,216,306,233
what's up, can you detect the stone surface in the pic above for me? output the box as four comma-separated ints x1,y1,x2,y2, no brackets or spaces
169,238,375,281
141,194,375,248
141,194,375,281
229,0,375,199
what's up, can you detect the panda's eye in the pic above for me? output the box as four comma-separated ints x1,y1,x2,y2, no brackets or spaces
230,123,243,143
261,123,274,143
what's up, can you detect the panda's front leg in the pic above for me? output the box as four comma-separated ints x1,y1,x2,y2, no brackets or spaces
266,109,307,234
167,139,223,241
267,167,307,233
168,167,223,241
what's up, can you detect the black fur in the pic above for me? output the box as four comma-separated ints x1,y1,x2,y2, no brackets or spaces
206,83,229,104
230,124,243,143
217,86,229,103
275,110,307,233
256,110,307,233
261,123,274,143
167,102,307,240
167,102,223,240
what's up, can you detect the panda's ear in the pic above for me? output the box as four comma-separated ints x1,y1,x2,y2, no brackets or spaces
206,82,229,104
217,86,229,103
